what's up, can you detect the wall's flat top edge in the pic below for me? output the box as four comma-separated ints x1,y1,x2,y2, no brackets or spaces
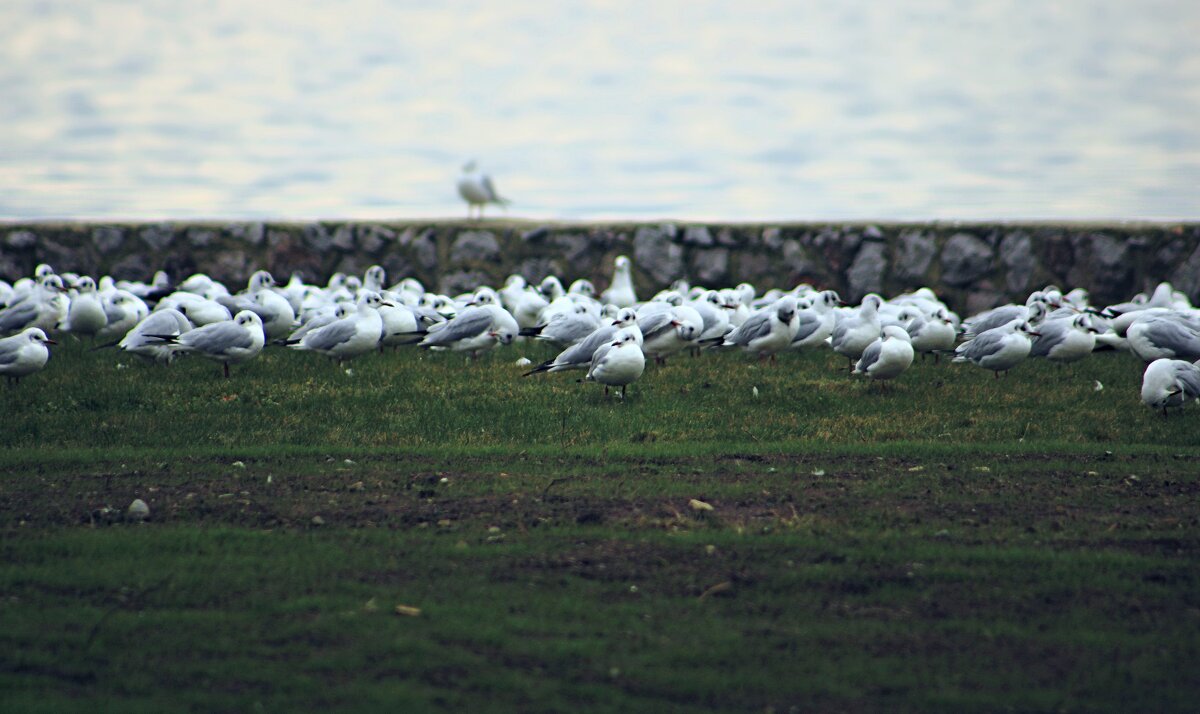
3,218,1198,230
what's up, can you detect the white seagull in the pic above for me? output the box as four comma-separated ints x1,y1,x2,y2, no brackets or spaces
117,308,193,363
720,297,799,362
953,319,1040,377
457,161,510,219
61,276,108,338
600,255,638,308
1126,313,1200,363
790,290,841,351
524,308,641,376
288,292,388,364
853,325,915,386
584,327,646,399
0,327,56,385
831,295,883,369
419,298,518,358
905,308,957,362
150,310,266,378
1140,358,1200,416
1029,313,1100,364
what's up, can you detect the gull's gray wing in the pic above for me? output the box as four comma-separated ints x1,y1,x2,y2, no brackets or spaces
182,321,253,354
831,314,856,345
904,315,927,339
587,341,615,379
1151,319,1200,360
303,319,358,352
0,337,21,366
728,312,773,346
122,310,187,347
792,311,823,343
423,308,492,347
1030,320,1068,357
481,175,502,202
965,305,1021,336
103,302,129,324
543,313,599,345
1178,363,1200,399
956,327,1008,360
856,339,883,372
0,302,36,331
218,295,271,321
554,325,615,368
637,311,676,341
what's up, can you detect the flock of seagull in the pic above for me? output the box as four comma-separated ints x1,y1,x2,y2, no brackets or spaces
2,253,1200,415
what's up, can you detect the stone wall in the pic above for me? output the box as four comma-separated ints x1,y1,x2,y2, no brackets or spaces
2,220,1199,314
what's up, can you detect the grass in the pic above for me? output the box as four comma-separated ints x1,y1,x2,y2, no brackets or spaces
2,339,1199,712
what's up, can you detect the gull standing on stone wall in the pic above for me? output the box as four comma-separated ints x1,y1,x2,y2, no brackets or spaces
457,161,510,219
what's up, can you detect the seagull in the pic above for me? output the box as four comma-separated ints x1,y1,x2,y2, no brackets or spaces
1140,358,1200,416
288,291,388,364
637,307,696,365
0,327,55,385
116,308,193,363
457,161,510,219
962,293,1050,339
1103,281,1176,321
157,292,233,327
152,310,266,378
690,290,734,345
379,300,440,348
96,291,150,342
1029,313,1100,364
61,276,108,338
584,327,646,399
953,319,1039,377
905,308,957,362
524,308,640,376
519,304,600,347
1126,313,1200,363
217,270,296,341
853,325,914,386
0,291,67,334
720,297,799,362
831,295,883,369
790,290,841,351
419,296,518,358
600,255,638,308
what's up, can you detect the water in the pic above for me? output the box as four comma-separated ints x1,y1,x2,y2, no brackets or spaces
2,0,1198,221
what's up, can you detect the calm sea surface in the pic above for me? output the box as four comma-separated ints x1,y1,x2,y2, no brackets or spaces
2,0,1198,221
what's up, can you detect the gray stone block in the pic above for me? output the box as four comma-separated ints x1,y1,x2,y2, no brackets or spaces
356,225,395,254
331,225,355,251
846,241,888,301
633,225,684,284
1170,243,1200,300
894,230,936,282
139,224,175,252
451,231,501,263
413,231,438,270
940,232,993,287
303,224,333,252
5,231,36,250
187,228,215,248
92,226,125,253
692,248,729,285
683,226,714,247
998,231,1034,294
439,269,490,295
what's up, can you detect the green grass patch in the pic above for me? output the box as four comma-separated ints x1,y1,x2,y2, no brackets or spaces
2,341,1199,711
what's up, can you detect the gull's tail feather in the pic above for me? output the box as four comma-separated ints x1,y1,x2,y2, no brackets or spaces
522,359,555,377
